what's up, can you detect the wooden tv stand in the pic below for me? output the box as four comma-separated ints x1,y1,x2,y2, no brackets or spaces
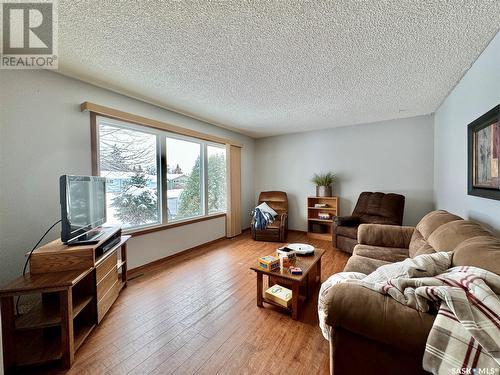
0,227,130,374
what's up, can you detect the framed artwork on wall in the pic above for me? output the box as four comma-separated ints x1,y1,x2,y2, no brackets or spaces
468,104,500,200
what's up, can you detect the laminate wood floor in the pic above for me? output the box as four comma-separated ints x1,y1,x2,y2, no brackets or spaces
38,231,349,375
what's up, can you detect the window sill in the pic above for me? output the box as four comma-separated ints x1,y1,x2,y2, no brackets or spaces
123,213,227,237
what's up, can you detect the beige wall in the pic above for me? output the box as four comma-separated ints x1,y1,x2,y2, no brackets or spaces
0,70,255,286
254,115,435,230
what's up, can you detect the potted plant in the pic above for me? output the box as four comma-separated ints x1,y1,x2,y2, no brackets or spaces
312,172,335,197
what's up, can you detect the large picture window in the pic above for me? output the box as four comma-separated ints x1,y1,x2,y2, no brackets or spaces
166,137,202,221
96,116,226,231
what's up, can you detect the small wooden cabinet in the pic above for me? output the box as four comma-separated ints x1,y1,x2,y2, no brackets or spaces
0,229,129,374
307,196,339,241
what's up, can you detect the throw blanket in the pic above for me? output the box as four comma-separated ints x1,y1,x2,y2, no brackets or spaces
318,252,500,375
252,208,274,230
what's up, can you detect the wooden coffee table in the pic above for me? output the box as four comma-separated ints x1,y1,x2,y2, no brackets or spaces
250,248,325,320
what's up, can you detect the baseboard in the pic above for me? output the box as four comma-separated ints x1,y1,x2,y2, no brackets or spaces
288,229,307,234
129,235,226,276
127,228,316,277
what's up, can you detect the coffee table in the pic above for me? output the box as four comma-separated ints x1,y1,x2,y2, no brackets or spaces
250,248,325,320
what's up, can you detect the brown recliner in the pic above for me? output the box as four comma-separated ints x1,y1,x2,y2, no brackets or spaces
251,191,288,242
333,192,405,253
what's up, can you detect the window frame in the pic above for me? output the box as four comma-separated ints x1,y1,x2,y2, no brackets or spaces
92,114,227,235
206,142,228,215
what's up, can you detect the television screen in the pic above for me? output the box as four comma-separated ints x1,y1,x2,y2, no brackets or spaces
60,175,107,243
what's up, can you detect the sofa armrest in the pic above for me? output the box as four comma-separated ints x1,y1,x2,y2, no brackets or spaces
334,215,360,227
357,224,414,248
324,282,434,353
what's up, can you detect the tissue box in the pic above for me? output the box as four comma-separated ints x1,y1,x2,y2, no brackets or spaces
258,255,280,272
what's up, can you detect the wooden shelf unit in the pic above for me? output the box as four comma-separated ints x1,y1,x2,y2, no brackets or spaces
15,293,93,331
0,229,129,374
307,196,339,241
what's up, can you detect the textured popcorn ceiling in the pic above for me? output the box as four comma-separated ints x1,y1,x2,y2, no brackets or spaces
58,1,500,137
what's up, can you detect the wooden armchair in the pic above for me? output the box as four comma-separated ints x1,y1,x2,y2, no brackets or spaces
251,191,288,242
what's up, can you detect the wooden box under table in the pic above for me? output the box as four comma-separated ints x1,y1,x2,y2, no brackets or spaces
265,285,292,308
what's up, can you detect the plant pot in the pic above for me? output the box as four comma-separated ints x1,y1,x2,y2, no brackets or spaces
316,185,332,197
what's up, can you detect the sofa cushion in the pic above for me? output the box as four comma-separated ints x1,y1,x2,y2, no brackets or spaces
325,283,435,353
343,255,390,274
412,243,436,257
452,235,500,274
415,210,462,239
427,220,491,252
409,229,427,257
358,224,414,248
353,244,409,263
335,225,358,239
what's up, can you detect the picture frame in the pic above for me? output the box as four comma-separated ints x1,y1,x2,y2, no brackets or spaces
468,104,500,200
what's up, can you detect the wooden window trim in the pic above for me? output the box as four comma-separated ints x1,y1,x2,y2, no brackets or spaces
125,213,226,237
82,102,242,148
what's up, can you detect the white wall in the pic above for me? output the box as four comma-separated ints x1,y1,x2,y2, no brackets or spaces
0,70,255,286
0,318,2,375
434,31,500,235
254,115,435,231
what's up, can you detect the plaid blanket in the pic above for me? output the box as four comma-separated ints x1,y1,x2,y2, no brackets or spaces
318,252,500,375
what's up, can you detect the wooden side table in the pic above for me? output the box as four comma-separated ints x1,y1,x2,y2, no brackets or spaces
250,248,325,320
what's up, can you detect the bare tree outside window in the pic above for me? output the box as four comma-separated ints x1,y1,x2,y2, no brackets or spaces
98,122,159,228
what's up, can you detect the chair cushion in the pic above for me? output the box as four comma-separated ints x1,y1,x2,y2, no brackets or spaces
353,192,405,224
353,245,409,263
335,225,358,239
343,255,390,274
336,235,358,254
265,219,281,229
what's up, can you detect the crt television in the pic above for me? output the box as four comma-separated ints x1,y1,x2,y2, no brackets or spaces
60,175,107,244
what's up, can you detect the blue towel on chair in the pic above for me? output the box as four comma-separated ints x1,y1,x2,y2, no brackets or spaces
253,208,275,230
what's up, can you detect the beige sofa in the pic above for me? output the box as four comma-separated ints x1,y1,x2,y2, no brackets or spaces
324,210,500,375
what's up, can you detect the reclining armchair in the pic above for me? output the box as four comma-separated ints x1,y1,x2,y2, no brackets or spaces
333,192,405,253
251,191,288,242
